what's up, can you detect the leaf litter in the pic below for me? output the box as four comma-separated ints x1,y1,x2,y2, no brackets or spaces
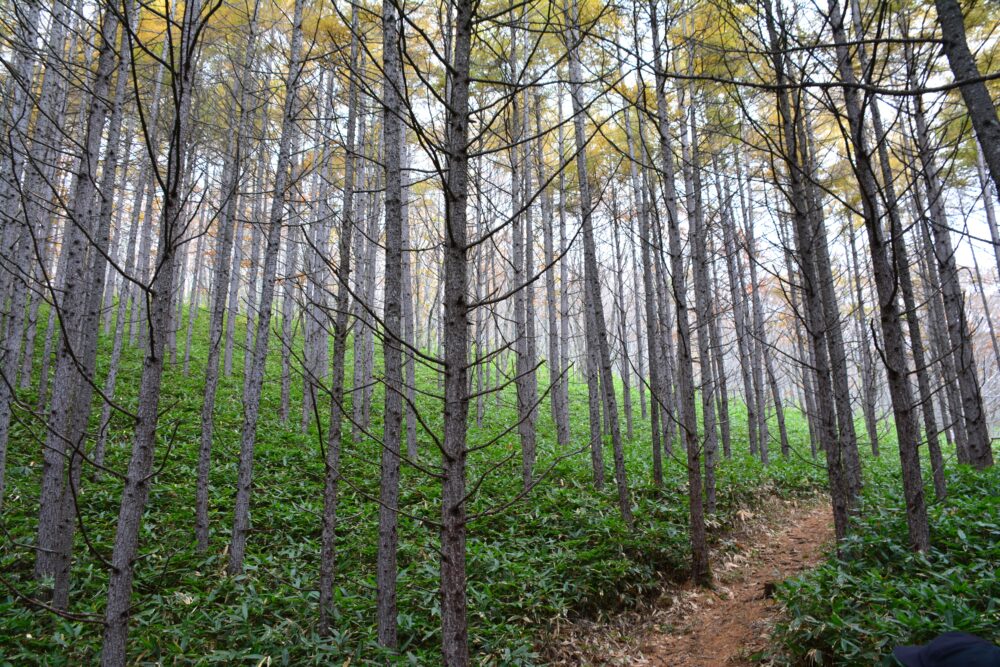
542,496,834,666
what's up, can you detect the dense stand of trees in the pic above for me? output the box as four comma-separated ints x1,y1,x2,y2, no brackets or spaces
0,0,998,662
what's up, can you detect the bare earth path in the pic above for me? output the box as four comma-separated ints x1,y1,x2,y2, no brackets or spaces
636,501,833,666
544,498,834,665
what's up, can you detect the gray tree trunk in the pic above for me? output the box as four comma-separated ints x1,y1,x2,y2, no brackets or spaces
376,0,406,645
279,222,301,423
914,196,969,463
719,162,759,458
799,112,862,496
650,3,708,580
195,4,260,550
847,223,881,456
223,217,244,377
852,25,944,500
612,207,634,440
566,0,632,527
182,219,207,374
681,106,718,512
583,267,605,486
35,3,124,607
911,84,993,469
439,0,474,659
228,0,305,574
708,256,732,459
627,105,664,481
536,93,570,448
932,0,1000,194
320,3,361,629
81,9,138,481
556,88,572,438
0,0,66,504
631,232,647,421
720,159,758,458
100,0,202,659
761,0,853,542
509,52,536,490
828,0,930,550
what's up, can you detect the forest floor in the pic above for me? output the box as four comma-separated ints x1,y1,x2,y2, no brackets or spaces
545,497,834,665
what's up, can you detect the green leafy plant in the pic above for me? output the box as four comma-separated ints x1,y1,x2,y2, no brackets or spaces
772,462,1000,666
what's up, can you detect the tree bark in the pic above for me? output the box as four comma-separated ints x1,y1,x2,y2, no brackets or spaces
377,0,406,644
536,93,570,448
721,158,759,459
320,2,361,630
439,0,473,660
681,106,718,512
828,0,930,550
228,0,305,574
100,0,202,659
35,2,124,607
760,0,853,542
628,104,665,482
932,0,1000,194
195,5,260,550
911,83,993,469
566,0,632,527
847,222,881,456
650,0,708,581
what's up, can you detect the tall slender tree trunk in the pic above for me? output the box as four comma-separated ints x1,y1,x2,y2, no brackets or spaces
914,195,969,463
800,111,862,497
536,93,570,448
708,254,732,459
628,105,664,482
35,3,124,607
0,0,65,508
828,0,929,550
744,202,787,458
848,21,945,501
761,0,852,542
566,0,632,527
182,220,207,374
228,0,305,574
100,0,202,660
401,147,418,458
376,0,406,644
439,0,473,660
847,222,881,456
722,158,759,458
556,87,572,437
911,83,993,469
320,3,361,630
681,106,718,512
195,4,260,550
583,274,606,485
631,234,647,422
522,90,539,471
509,48,536,490
932,0,1000,194
650,0,708,581
612,204,634,440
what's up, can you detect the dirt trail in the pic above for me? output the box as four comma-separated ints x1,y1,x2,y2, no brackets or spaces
636,501,833,666
543,498,834,665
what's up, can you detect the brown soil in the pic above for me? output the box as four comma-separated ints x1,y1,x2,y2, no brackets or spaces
543,498,834,666
636,501,833,666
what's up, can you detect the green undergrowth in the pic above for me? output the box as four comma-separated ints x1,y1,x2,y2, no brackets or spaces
1,307,825,665
772,458,1000,666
